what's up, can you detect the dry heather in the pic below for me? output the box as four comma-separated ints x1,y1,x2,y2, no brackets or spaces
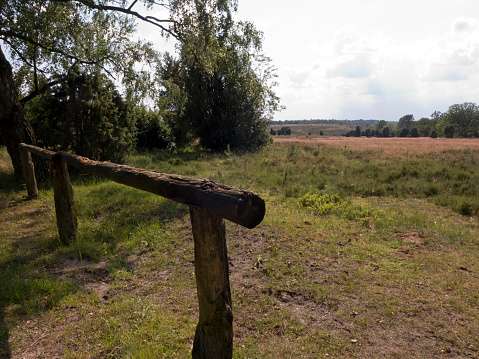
274,136,479,155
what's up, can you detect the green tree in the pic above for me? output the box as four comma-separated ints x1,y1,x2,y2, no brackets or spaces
167,0,282,152
415,117,435,137
135,107,172,151
0,0,170,180
397,114,414,131
374,120,387,132
442,103,479,138
355,126,361,137
410,127,419,137
156,53,192,148
382,126,390,138
277,127,291,135
399,128,409,137
26,70,136,163
444,125,455,138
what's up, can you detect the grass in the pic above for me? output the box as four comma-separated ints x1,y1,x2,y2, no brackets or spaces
1,138,479,358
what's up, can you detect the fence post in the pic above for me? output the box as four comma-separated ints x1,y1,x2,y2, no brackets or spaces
50,153,77,244
19,147,38,199
189,205,233,359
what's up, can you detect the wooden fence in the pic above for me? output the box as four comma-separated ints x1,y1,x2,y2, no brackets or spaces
19,143,266,359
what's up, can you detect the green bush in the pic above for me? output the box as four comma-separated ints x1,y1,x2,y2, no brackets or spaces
26,71,135,163
135,110,172,151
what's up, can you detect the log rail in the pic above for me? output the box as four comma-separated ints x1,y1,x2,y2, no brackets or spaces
18,143,266,359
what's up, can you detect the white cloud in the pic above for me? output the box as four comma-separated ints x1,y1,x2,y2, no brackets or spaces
452,17,479,33
423,65,469,82
326,53,373,79
221,0,479,120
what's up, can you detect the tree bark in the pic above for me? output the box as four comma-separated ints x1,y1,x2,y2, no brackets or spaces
0,46,47,182
189,205,233,359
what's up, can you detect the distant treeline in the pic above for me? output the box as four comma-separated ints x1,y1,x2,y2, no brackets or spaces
272,103,479,139
271,119,387,126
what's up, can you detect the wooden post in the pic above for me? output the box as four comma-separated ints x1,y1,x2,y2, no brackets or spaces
19,147,38,199
189,205,233,359
17,144,267,356
50,153,77,244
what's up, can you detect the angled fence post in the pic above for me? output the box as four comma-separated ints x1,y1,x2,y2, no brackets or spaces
50,153,77,244
19,147,38,199
189,204,233,359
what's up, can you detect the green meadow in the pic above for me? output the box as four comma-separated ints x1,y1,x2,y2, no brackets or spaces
1,141,479,358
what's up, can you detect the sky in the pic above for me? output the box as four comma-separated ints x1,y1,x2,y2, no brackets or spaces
231,0,479,121
4,0,473,123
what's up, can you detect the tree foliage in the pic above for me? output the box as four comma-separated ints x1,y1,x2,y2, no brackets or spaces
135,107,172,151
441,102,479,138
397,114,414,131
444,125,455,138
381,126,390,138
0,0,167,179
399,128,409,137
163,0,282,152
25,70,136,163
410,127,419,137
1,0,162,103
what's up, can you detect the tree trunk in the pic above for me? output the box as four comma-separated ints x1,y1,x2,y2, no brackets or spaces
0,46,46,182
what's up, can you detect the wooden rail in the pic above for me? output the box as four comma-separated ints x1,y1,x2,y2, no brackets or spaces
19,143,266,359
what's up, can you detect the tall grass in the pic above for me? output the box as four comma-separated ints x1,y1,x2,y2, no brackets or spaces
1,142,479,358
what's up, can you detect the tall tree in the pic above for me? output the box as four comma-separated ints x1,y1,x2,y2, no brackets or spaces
397,114,414,131
0,0,170,180
373,119,387,132
0,45,37,180
165,0,282,152
442,102,479,138
355,125,361,137
415,117,435,137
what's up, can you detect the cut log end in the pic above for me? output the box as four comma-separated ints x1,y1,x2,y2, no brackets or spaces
237,191,266,229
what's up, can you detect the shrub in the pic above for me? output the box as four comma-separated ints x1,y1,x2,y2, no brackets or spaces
455,198,476,216
399,128,409,137
277,127,292,135
299,193,344,215
444,125,455,138
382,127,390,137
136,110,172,151
299,192,386,227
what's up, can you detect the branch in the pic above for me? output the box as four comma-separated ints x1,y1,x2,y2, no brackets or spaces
1,30,111,68
127,0,138,11
1,37,45,74
20,78,63,104
51,0,180,40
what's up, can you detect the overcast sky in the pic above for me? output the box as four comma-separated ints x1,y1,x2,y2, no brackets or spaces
231,0,479,121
